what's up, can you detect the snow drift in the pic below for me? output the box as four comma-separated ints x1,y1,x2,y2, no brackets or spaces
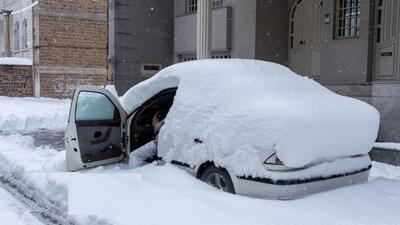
0,97,70,132
122,59,380,170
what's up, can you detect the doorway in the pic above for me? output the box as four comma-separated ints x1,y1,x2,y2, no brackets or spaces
289,0,323,79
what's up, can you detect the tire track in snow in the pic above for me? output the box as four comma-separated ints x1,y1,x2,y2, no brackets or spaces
0,156,75,225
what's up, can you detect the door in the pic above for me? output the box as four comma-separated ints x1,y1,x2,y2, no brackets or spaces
65,86,127,172
374,0,400,80
289,0,322,79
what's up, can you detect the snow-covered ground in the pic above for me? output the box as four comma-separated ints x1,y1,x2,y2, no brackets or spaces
0,96,400,225
0,96,70,132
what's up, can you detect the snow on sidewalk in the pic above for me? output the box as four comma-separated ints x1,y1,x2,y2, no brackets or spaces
0,96,70,132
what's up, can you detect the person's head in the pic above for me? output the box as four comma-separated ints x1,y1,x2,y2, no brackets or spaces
152,111,167,125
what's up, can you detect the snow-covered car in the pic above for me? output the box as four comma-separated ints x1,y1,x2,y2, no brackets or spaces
65,59,380,199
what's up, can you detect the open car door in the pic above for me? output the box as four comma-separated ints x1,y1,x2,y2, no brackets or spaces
65,86,128,171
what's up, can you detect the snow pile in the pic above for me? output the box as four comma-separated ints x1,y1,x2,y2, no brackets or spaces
0,57,32,66
0,134,66,172
123,59,379,173
0,96,70,132
370,161,400,180
374,142,400,151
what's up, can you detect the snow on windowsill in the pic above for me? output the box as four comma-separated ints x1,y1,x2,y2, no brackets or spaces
0,57,32,66
374,142,400,152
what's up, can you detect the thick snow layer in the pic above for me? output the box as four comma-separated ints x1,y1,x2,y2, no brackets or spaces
0,96,70,132
122,59,379,170
0,57,32,66
0,132,400,225
374,142,400,151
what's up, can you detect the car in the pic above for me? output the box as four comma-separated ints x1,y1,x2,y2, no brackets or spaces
65,59,380,199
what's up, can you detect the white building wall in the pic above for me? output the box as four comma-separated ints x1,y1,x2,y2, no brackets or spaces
0,0,34,59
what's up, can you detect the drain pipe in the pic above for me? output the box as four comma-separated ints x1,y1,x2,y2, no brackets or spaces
1,10,12,57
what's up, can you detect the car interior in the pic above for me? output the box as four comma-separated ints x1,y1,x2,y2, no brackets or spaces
130,89,177,158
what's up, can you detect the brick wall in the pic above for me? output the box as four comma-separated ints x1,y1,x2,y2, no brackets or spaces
0,65,33,97
39,17,107,67
39,0,107,14
36,0,108,98
40,73,107,98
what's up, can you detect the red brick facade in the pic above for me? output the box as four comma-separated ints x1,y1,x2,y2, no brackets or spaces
36,0,108,98
39,17,107,67
0,66,33,97
39,0,107,14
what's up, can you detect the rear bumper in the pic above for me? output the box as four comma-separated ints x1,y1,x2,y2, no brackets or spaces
231,165,371,200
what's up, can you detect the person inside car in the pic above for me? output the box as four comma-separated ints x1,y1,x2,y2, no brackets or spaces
129,111,165,168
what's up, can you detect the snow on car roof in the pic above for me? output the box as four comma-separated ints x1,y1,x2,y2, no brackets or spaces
123,59,380,172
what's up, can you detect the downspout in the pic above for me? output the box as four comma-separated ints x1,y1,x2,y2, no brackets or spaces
1,10,12,57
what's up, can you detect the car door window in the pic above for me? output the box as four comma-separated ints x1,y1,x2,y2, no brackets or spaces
76,91,116,121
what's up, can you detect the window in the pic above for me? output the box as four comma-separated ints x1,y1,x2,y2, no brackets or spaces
76,92,117,121
335,0,361,38
187,0,197,14
186,0,223,14
22,19,27,49
179,53,231,62
13,21,19,51
212,0,223,8
376,0,383,43
211,54,231,59
141,63,162,78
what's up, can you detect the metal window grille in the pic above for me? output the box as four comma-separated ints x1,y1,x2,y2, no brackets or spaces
212,0,223,8
187,0,198,14
335,0,361,38
187,0,223,14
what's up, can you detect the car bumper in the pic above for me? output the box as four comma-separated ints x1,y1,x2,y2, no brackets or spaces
231,164,371,200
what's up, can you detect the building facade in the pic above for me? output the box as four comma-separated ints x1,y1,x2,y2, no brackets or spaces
108,0,174,94
0,0,108,98
111,0,400,143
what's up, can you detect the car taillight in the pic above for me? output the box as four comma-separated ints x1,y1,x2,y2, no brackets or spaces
263,153,295,171
264,152,283,165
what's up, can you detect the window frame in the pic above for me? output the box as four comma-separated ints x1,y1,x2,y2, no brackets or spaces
334,0,361,39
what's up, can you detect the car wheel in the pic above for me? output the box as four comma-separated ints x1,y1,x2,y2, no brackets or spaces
201,165,235,194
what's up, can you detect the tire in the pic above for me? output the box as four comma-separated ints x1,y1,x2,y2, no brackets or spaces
200,165,235,194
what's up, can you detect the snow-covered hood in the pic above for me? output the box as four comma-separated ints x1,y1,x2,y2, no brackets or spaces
122,59,380,169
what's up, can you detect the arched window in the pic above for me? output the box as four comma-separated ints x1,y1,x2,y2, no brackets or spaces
22,19,27,49
14,21,19,51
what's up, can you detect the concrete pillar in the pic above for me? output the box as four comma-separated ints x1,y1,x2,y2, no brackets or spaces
2,10,12,57
196,0,212,60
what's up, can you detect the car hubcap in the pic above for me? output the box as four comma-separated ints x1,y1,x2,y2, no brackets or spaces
205,172,228,192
